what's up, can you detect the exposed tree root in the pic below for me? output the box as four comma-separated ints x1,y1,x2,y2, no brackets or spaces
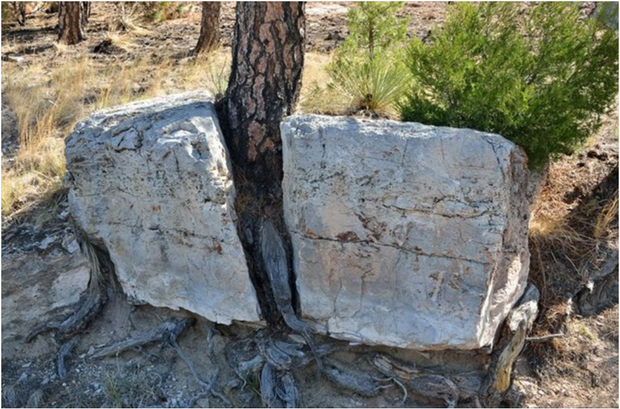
24,225,116,380
323,358,385,398
261,219,323,374
480,284,540,407
88,317,194,359
57,338,78,379
260,362,299,408
171,336,232,407
26,225,112,343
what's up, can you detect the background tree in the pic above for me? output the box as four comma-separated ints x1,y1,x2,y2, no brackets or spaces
218,2,305,324
14,2,26,26
81,2,91,27
58,1,85,45
193,2,221,55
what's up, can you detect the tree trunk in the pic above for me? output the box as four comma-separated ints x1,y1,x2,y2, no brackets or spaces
218,2,305,324
193,2,221,55
81,2,91,27
15,2,26,26
58,2,85,45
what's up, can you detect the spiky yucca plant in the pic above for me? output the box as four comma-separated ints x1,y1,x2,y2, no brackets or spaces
327,2,411,115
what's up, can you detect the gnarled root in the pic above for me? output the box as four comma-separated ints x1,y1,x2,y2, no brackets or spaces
88,317,194,359
26,226,112,343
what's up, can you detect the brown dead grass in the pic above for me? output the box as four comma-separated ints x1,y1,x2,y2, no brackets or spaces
298,52,350,116
523,101,618,408
520,305,619,408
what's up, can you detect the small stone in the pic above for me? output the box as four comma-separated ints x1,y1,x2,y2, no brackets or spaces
62,237,79,254
196,398,210,407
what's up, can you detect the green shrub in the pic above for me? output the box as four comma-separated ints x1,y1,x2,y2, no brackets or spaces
400,2,619,169
327,2,411,114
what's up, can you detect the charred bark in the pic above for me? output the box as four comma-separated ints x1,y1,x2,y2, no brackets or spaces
58,2,85,45
193,2,221,55
218,2,305,325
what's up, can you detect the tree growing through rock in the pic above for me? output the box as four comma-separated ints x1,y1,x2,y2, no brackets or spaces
193,2,221,55
218,2,306,327
58,1,85,45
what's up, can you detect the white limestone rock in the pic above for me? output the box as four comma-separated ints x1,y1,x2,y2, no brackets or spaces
65,91,260,325
282,115,530,350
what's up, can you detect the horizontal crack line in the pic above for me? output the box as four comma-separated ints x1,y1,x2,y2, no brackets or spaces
292,232,491,265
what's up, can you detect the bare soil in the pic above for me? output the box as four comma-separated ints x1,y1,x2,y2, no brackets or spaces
1,3,617,408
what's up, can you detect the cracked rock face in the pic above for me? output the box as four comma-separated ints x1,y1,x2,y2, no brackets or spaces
65,91,261,325
282,115,530,350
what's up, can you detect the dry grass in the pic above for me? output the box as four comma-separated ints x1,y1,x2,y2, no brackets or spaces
1,138,66,219
298,52,350,116
594,194,619,239
176,49,231,97
527,146,618,304
3,57,91,148
2,58,91,219
524,306,619,408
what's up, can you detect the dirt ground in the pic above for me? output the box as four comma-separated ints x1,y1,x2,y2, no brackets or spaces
1,3,618,408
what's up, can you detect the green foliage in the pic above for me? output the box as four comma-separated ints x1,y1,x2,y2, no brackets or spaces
345,2,409,59
400,2,619,169
327,2,411,114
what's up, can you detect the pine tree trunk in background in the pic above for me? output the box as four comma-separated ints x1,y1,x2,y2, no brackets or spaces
193,2,221,55
218,2,305,323
81,2,90,27
58,2,84,45
15,2,26,26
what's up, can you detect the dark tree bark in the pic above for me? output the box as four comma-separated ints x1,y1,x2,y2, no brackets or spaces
218,2,305,324
193,2,221,55
14,2,26,26
58,2,85,45
221,2,305,192
81,2,91,27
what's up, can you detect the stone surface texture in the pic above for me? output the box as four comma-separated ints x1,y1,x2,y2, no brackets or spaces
281,115,530,350
65,91,260,325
